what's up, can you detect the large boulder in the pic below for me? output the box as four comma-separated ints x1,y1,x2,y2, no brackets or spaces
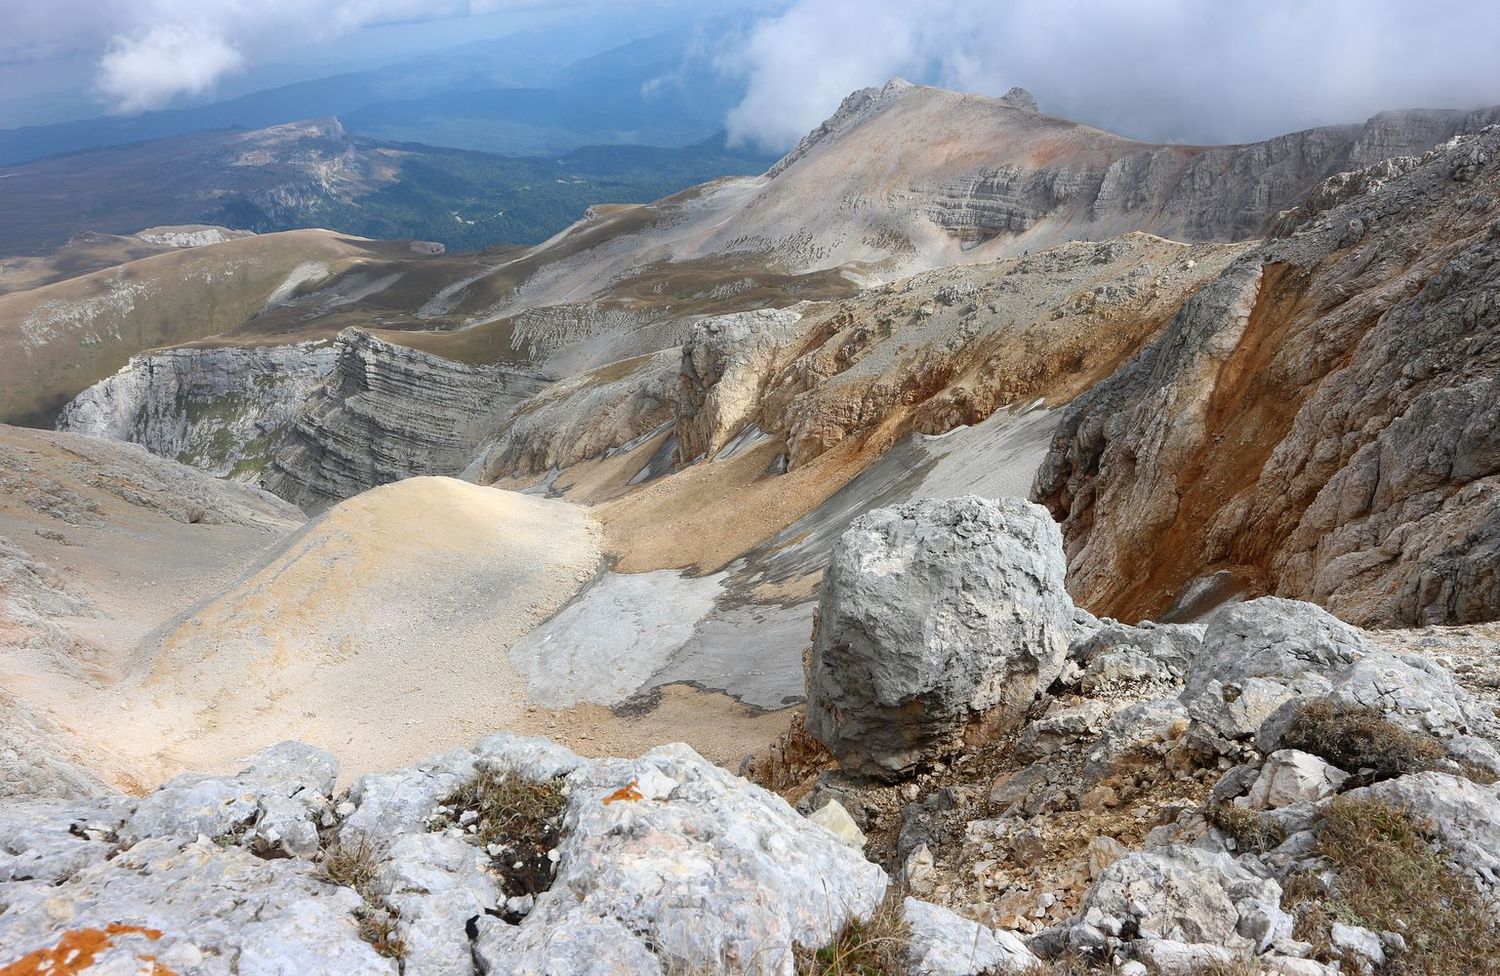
806,497,1075,781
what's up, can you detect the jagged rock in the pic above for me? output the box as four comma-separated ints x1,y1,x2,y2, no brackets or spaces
1344,772,1500,888
480,739,887,975
1000,87,1039,113
1181,598,1370,745
0,733,891,976
467,348,679,481
901,898,1040,975
1068,622,1204,693
1132,940,1242,975
1017,700,1111,762
0,835,394,976
1034,128,1500,627
676,307,809,463
1082,846,1293,952
1080,699,1189,786
122,742,337,857
1329,923,1385,975
806,496,1074,781
1243,750,1348,810
58,341,337,481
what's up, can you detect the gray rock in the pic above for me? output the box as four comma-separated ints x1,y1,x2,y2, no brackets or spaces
1081,699,1189,786
59,341,337,481
1244,750,1348,810
902,898,1039,975
1329,922,1385,975
1069,621,1204,693
1182,598,1370,744
1132,939,1242,975
1017,700,1111,762
1082,845,1293,952
806,496,1075,780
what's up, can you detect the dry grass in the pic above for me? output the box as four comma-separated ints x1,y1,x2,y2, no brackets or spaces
1284,795,1500,976
1025,953,1256,975
436,767,566,903
319,835,406,961
1279,698,1446,782
795,892,910,976
1205,801,1288,853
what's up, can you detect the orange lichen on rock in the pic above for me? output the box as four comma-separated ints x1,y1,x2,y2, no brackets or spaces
602,780,643,804
0,924,175,976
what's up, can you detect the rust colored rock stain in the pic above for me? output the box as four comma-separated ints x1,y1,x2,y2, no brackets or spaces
0,924,176,976
602,780,643,804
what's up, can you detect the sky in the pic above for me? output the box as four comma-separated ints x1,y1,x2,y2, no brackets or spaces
3,0,1500,146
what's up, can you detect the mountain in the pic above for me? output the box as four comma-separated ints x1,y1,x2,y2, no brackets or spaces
4,78,1500,976
0,119,772,259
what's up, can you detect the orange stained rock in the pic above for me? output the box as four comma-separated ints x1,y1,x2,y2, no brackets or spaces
0,924,176,976
603,780,643,804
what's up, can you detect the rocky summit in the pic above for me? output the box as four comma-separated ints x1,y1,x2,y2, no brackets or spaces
1,36,1499,976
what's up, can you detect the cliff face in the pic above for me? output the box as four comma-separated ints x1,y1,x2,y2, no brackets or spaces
1033,127,1500,627
57,342,336,481
261,329,548,511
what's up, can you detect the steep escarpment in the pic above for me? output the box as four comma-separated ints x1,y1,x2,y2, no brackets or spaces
57,342,336,480
1034,128,1500,627
262,329,548,511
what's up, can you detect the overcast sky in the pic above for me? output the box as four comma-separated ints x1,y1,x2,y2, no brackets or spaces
3,0,1500,145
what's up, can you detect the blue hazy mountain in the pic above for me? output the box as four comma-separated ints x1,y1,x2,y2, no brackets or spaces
0,16,753,167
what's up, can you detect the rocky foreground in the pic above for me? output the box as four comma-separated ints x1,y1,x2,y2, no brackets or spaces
4,497,1497,975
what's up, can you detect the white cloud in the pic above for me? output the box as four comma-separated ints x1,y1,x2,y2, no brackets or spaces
96,25,245,113
721,0,1500,150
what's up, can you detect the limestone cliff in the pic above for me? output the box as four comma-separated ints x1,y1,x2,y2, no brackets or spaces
57,342,336,481
261,329,548,511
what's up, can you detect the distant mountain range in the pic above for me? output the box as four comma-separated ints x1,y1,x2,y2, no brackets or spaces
0,19,750,167
0,118,772,258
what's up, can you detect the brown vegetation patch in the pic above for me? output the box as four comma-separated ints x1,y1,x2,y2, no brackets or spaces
435,767,566,903
1279,698,1446,783
1284,795,1500,975
318,835,406,962
794,891,910,976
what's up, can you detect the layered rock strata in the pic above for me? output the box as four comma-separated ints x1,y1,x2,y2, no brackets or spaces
262,329,547,511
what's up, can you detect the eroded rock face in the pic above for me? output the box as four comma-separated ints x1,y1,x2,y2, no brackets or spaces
806,496,1074,780
58,341,337,481
1035,127,1500,626
262,329,547,511
676,307,810,463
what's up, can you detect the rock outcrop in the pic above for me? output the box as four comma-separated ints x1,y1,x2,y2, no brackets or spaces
1034,126,1500,626
0,734,893,976
806,496,1074,780
262,329,548,511
58,341,336,480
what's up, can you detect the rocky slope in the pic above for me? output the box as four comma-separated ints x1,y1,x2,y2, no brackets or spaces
0,425,305,792
0,228,433,428
1033,126,1500,627
5,496,1497,975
